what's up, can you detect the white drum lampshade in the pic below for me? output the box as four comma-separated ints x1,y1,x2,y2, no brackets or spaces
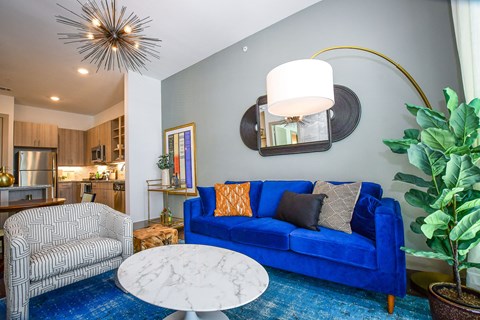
266,59,335,117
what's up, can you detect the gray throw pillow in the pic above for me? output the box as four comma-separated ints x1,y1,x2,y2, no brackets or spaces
312,181,362,233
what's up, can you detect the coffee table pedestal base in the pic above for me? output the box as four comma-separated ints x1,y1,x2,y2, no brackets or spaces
165,311,228,320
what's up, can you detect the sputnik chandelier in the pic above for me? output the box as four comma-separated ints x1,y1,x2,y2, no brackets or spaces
56,0,161,72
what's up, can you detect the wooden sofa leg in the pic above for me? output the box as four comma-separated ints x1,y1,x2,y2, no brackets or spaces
387,295,395,314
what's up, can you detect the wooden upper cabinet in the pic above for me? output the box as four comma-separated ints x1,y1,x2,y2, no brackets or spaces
14,121,58,148
58,128,86,166
85,121,113,163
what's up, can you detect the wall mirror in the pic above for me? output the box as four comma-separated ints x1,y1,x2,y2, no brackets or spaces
256,95,332,156
240,85,361,157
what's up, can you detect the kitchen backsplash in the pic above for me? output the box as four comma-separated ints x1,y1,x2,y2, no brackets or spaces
59,162,125,181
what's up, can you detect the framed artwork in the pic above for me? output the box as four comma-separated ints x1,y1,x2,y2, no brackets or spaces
164,122,197,195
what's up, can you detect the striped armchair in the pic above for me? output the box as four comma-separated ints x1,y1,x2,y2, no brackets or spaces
4,203,133,320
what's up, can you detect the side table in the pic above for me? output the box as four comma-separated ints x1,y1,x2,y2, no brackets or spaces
146,179,188,226
133,224,178,252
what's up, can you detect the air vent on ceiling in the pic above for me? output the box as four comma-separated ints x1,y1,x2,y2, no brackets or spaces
0,86,12,92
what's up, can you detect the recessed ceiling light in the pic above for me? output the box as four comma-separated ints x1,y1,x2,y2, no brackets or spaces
50,96,60,102
77,68,89,75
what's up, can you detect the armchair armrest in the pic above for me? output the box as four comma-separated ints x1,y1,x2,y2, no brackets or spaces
375,197,406,295
98,204,133,260
184,197,203,234
4,218,31,318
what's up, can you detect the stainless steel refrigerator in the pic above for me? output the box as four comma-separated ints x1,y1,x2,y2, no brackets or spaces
17,150,57,197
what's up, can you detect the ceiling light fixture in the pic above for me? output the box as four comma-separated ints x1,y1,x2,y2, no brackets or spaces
77,68,89,75
50,96,60,102
56,0,161,73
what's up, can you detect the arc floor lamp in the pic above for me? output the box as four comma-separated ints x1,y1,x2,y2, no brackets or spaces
266,46,438,313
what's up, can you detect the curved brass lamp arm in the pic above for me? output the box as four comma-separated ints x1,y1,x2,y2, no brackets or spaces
310,46,432,110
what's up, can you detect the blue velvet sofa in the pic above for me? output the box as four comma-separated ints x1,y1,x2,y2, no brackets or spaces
183,180,406,313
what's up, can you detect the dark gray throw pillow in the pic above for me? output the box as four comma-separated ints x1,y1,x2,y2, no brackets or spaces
274,191,327,231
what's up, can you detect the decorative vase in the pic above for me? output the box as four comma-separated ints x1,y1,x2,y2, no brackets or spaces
428,282,480,320
161,169,170,186
0,166,15,187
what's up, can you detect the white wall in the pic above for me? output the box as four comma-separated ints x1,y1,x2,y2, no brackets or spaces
124,72,163,223
93,101,124,126
14,104,94,130
0,95,14,169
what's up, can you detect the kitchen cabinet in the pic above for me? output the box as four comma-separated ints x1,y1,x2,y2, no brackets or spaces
14,121,58,148
58,128,86,166
86,121,112,163
91,181,114,208
58,182,79,204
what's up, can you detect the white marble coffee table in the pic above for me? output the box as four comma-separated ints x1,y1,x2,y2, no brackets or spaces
117,244,269,320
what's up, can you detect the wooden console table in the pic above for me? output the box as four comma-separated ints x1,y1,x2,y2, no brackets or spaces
0,198,66,213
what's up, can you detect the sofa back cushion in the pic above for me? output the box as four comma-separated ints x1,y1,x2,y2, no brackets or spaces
351,194,381,241
197,186,216,216
323,181,383,200
8,203,106,255
225,180,263,217
257,180,313,218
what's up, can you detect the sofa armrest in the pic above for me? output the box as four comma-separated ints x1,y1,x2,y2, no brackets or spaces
375,198,406,275
99,205,133,260
184,197,203,233
4,218,31,318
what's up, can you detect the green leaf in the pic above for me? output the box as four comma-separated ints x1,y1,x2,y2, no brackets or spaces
407,143,448,176
430,187,464,209
469,98,480,116
402,247,454,262
421,210,452,238
410,217,426,234
427,237,453,258
443,154,480,189
405,189,436,213
445,145,471,156
458,235,480,256
450,103,479,146
459,261,480,271
393,172,431,188
416,109,449,130
450,208,480,241
403,129,420,140
444,87,459,113
457,199,480,212
406,104,446,119
421,128,457,152
383,138,418,154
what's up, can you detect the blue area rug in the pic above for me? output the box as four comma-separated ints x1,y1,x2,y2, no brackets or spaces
0,267,431,320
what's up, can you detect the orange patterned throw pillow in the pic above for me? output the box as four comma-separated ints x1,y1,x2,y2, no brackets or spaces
214,182,253,217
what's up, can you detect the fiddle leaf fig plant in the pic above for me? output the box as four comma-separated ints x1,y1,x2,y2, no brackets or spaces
384,87,480,300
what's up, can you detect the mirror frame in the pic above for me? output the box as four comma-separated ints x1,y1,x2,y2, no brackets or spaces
256,95,332,156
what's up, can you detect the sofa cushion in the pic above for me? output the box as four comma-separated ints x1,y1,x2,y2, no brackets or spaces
257,180,313,218
274,191,326,231
197,186,216,216
289,227,377,270
214,183,253,217
230,218,297,251
351,194,381,241
323,181,383,200
225,181,263,217
30,237,122,282
190,215,253,241
313,181,361,233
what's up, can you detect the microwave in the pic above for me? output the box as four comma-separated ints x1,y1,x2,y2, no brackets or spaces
91,145,106,163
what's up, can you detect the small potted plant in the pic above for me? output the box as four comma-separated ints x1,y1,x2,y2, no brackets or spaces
384,88,480,319
157,154,173,186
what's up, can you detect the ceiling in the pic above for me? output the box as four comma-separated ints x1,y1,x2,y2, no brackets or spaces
0,0,321,115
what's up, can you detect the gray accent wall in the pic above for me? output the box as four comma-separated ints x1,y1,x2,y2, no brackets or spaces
162,0,463,268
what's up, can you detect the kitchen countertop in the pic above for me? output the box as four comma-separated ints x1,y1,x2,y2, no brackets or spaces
0,185,52,191
58,180,125,183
